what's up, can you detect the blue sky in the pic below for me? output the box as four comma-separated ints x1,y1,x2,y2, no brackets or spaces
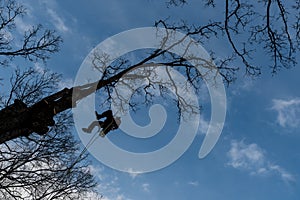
3,0,300,199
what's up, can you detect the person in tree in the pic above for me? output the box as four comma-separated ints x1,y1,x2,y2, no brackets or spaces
82,110,121,137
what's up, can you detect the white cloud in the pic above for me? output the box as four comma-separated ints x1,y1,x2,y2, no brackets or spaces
128,172,139,179
88,164,105,181
227,140,265,170
47,8,69,33
198,115,209,135
142,183,150,192
271,98,300,128
188,181,199,187
87,165,132,200
268,165,296,183
58,78,74,89
33,62,47,74
127,168,143,179
227,140,295,183
14,17,33,34
33,62,73,89
36,0,69,33
231,77,255,96
80,191,104,200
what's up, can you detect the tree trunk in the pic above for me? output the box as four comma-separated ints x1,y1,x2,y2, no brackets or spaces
0,79,103,144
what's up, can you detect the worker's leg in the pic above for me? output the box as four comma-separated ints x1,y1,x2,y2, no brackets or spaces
82,121,100,133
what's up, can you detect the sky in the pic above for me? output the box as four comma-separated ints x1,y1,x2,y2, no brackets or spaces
2,0,300,199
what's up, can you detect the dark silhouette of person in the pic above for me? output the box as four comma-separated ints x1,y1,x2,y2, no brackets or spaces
82,110,121,137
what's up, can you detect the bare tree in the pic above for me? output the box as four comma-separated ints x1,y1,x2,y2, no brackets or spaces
0,68,97,200
1,0,300,143
0,0,61,65
165,0,300,75
0,0,99,199
0,0,299,197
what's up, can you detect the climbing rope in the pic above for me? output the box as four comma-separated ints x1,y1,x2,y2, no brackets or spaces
67,120,115,173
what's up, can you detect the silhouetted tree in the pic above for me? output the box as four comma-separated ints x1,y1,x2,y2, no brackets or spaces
1,0,300,143
0,67,98,199
165,0,299,75
0,1,299,198
0,0,61,64
0,0,99,199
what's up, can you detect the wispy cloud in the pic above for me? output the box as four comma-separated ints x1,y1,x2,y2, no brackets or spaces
198,115,209,135
14,17,33,34
127,168,143,179
231,77,255,96
87,165,132,200
142,183,150,193
227,140,295,183
271,98,300,128
34,0,70,33
96,194,129,200
188,181,199,187
33,62,73,90
46,8,69,33
58,78,73,89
